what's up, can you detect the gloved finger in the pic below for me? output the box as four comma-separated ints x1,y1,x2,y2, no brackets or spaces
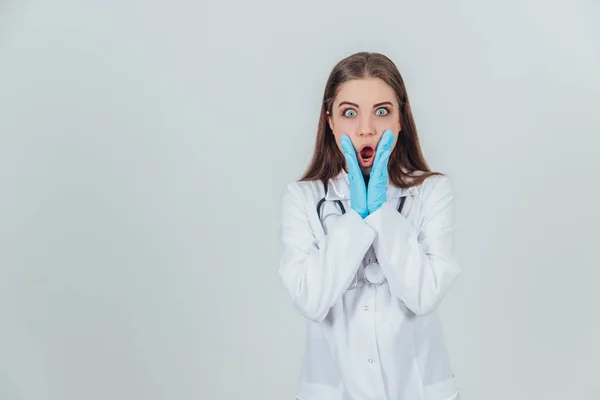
340,135,357,158
377,129,395,153
371,130,395,176
340,135,361,174
372,150,392,178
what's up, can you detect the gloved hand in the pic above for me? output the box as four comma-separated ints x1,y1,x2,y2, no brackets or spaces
340,135,368,218
367,129,395,214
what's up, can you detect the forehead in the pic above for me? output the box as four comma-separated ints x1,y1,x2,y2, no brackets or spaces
334,77,397,106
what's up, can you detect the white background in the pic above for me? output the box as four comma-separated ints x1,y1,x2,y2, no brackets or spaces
1,1,599,399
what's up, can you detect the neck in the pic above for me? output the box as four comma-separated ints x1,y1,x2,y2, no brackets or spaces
363,173,370,186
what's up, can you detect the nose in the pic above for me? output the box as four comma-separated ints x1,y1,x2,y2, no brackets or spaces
358,115,375,137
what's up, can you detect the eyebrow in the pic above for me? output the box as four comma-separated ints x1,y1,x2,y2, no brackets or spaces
338,101,394,108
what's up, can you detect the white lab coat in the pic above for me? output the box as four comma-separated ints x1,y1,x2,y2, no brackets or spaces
279,170,461,400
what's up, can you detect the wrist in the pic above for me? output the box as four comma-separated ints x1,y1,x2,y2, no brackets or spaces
368,202,383,214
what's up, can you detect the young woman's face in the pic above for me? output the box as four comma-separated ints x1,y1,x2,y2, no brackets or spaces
327,77,401,175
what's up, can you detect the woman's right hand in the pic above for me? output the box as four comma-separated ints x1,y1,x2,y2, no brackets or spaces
340,135,368,218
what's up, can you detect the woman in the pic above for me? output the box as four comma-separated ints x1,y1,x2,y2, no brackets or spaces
279,52,461,400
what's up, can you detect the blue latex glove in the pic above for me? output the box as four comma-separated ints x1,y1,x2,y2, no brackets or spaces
367,130,395,214
340,135,368,218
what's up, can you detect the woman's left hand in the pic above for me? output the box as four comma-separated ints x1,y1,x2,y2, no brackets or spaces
367,129,395,214
341,134,369,218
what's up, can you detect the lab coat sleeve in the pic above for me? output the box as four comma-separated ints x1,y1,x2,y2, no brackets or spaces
364,175,461,316
279,183,376,323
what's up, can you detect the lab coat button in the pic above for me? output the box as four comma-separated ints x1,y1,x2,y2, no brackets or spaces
365,262,385,284
368,358,374,364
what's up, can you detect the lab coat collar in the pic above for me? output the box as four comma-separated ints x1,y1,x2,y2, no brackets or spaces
325,170,419,201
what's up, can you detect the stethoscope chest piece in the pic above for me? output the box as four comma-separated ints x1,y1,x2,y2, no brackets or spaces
316,184,406,286
364,262,386,284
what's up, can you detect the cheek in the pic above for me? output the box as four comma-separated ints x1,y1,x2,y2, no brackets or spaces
392,133,399,151
331,116,358,137
377,117,401,147
375,117,401,134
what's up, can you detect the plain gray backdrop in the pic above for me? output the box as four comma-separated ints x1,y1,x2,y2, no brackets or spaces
1,1,599,399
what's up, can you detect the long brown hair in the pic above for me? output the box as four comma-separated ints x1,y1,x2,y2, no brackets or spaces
300,52,442,188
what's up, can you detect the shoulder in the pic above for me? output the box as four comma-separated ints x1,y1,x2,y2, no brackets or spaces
412,172,454,203
418,174,454,209
422,172,453,191
280,179,324,209
283,179,324,196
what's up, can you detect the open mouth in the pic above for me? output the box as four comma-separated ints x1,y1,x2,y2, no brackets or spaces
360,146,374,162
359,146,375,167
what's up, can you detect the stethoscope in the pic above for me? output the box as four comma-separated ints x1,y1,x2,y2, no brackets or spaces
315,194,407,287
316,195,406,221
